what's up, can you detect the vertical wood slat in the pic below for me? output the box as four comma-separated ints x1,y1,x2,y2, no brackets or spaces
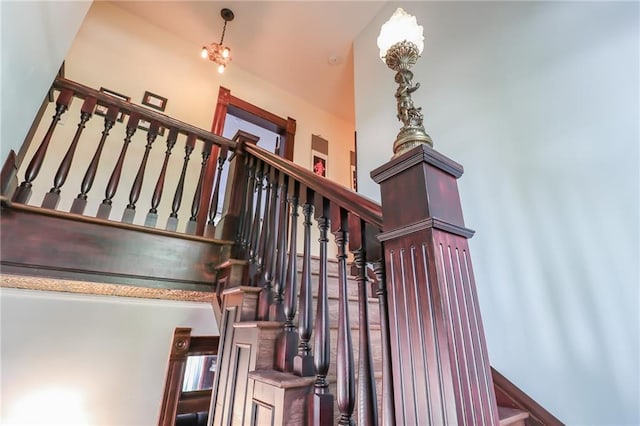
348,214,378,426
145,127,178,227
186,142,212,234
373,260,396,426
70,105,120,214
252,165,271,288
166,134,196,231
42,96,97,210
332,204,355,426
293,187,315,377
122,120,160,223
96,112,141,220
248,161,264,263
308,195,334,426
204,146,229,238
277,180,300,372
239,156,256,248
14,89,74,204
270,174,289,322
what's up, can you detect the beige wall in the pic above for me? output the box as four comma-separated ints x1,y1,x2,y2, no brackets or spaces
18,1,354,232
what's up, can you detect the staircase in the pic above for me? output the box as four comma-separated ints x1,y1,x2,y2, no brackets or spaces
2,76,564,426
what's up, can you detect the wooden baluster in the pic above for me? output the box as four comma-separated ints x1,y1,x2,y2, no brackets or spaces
204,146,229,238
248,161,265,261
145,128,178,227
308,196,334,425
14,89,74,204
373,259,396,426
96,112,140,219
294,188,315,377
42,96,97,210
185,142,212,234
239,157,256,247
270,174,289,322
332,205,355,426
166,135,196,231
121,120,160,223
252,165,271,288
258,168,278,320
277,180,300,371
349,215,378,426
70,105,120,214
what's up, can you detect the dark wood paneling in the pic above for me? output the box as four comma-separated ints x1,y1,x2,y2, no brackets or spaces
1,202,229,291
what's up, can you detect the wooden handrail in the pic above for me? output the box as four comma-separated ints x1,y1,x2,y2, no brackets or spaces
244,144,383,230
52,77,237,150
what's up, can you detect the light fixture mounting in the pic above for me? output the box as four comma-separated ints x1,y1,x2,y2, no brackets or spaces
201,8,235,74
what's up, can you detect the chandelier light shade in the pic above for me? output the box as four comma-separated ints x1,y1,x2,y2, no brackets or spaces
377,8,433,157
201,8,234,74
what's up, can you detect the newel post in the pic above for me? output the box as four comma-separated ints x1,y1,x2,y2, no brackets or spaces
371,145,499,426
215,131,259,246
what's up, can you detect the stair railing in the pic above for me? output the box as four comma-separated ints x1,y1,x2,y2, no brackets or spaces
12,77,236,237
218,142,393,425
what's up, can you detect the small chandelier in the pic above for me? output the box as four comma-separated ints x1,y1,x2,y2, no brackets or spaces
201,8,234,74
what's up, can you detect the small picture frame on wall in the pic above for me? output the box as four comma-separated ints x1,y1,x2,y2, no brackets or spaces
95,87,130,122
141,91,168,112
312,152,327,178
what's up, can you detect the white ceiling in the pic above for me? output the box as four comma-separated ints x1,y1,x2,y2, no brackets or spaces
109,1,388,123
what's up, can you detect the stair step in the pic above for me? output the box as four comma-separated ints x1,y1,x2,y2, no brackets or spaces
498,406,530,426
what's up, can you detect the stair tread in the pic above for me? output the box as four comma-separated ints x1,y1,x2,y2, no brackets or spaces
498,406,530,425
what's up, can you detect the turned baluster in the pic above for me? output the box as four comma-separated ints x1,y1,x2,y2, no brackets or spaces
308,196,334,425
239,157,256,247
373,260,396,426
145,128,178,227
270,174,289,322
248,161,265,261
14,89,74,204
42,96,97,210
96,112,141,219
121,120,160,223
349,215,378,426
258,169,279,320
293,188,315,377
70,105,120,214
277,180,300,371
166,135,196,231
332,205,356,426
252,165,271,287
185,142,212,234
204,146,229,238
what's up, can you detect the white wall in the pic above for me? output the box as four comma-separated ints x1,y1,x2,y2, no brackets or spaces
355,2,639,425
16,1,354,231
0,0,92,164
0,288,218,425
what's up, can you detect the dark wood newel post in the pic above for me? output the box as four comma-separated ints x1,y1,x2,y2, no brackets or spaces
215,131,259,246
371,145,499,426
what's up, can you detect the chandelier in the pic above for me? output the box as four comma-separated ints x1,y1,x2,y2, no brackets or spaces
201,8,234,74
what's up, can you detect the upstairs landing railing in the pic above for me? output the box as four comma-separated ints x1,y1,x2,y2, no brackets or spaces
11,77,236,237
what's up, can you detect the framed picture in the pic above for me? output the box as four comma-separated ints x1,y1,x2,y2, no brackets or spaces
138,119,166,137
312,152,327,177
95,87,130,122
141,91,168,112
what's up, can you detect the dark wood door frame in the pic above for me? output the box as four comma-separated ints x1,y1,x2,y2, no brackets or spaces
196,87,296,234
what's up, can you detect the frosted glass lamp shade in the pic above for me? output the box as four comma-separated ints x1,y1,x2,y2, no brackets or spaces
377,8,424,62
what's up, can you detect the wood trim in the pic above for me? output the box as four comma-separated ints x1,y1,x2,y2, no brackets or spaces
492,368,564,426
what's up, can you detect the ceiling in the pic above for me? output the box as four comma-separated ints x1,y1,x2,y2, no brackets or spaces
109,1,388,123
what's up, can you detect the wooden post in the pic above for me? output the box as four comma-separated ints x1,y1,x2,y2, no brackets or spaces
371,145,499,426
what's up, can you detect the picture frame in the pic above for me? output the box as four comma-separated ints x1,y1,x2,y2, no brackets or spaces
141,91,168,112
95,87,130,122
311,151,327,178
